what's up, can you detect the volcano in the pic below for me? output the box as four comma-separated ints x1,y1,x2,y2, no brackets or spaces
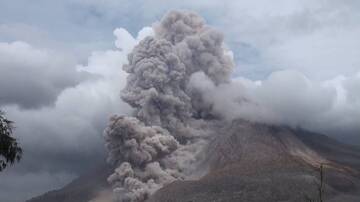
27,120,360,202
27,10,360,202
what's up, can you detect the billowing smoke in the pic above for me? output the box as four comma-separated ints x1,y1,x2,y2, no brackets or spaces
103,9,360,202
104,10,233,202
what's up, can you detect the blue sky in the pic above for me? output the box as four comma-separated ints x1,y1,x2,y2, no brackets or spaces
0,1,360,201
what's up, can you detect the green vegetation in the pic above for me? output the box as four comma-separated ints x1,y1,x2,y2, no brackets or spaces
0,110,22,171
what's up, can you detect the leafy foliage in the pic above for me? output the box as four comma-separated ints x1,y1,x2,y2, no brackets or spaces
0,110,22,171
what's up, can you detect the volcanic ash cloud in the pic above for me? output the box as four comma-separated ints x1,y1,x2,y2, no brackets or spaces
103,10,234,202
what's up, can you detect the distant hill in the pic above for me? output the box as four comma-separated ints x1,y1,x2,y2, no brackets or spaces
26,164,113,202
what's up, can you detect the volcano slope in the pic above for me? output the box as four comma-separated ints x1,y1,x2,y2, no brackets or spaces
148,120,360,202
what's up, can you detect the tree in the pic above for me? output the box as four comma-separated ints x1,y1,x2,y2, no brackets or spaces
0,110,22,171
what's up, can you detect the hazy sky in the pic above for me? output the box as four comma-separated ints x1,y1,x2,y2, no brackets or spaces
0,1,359,202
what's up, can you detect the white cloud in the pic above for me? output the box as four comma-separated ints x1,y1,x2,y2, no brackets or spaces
113,27,154,53
113,28,137,53
190,69,360,140
0,41,88,108
0,27,153,202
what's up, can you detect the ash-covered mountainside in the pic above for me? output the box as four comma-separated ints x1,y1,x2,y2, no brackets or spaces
148,120,360,202
28,123,360,202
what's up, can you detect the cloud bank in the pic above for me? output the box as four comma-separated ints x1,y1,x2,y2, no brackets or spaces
190,69,360,140
0,28,140,202
0,41,90,108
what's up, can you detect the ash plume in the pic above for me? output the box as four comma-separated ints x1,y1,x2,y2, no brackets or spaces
104,10,234,202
